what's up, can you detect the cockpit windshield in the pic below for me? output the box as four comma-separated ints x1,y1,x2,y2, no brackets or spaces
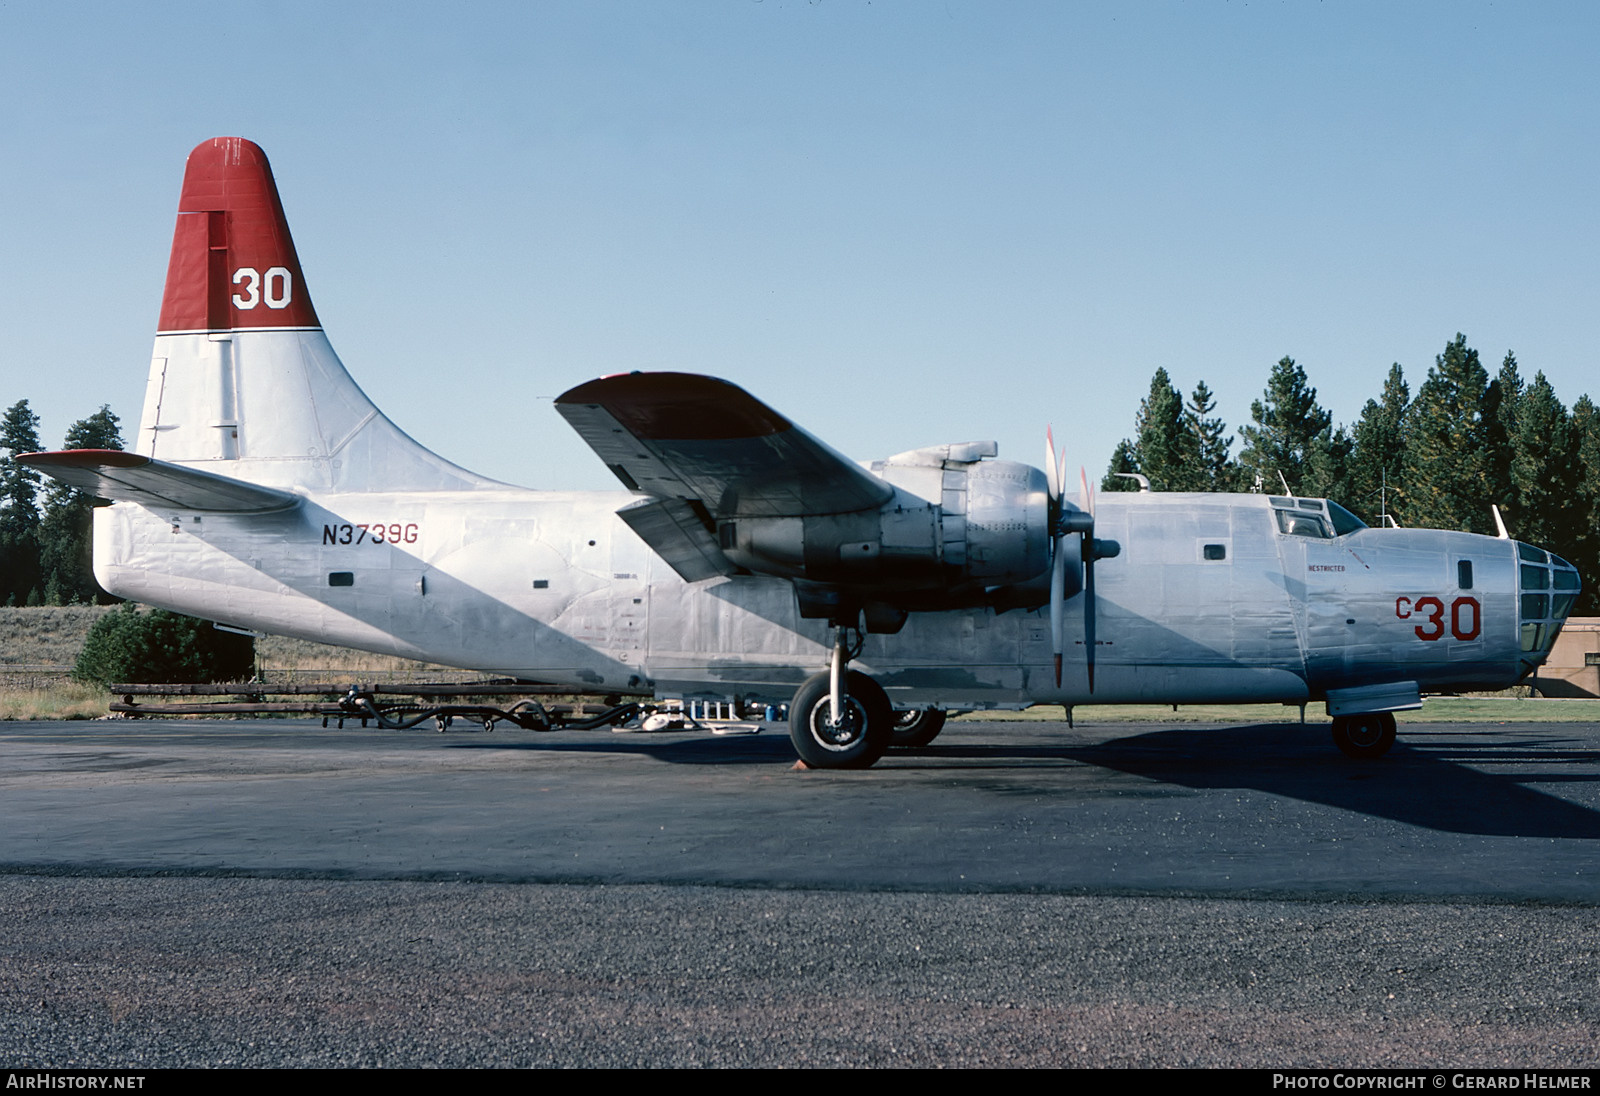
1269,497,1368,539
1326,501,1366,536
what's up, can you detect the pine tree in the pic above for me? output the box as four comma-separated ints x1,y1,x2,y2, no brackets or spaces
38,406,124,604
1237,357,1332,494
1103,373,1236,492
1100,438,1142,492
1569,395,1600,615
1345,364,1409,525
1301,425,1353,503
1403,334,1492,534
1184,380,1235,491
0,400,42,538
0,400,43,605
62,406,123,455
1133,368,1196,491
1508,373,1575,557
1483,351,1523,514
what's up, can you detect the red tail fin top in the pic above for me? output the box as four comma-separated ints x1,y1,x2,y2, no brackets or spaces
157,137,321,332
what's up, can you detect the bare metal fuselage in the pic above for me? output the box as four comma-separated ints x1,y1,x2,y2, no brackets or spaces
94,484,1530,712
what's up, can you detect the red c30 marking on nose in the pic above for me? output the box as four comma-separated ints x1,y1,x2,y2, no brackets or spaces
1397,595,1480,641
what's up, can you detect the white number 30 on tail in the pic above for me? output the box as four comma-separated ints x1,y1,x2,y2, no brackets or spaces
231,266,293,310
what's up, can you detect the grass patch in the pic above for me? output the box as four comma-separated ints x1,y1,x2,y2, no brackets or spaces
0,681,110,720
0,606,468,720
0,606,116,667
254,633,462,681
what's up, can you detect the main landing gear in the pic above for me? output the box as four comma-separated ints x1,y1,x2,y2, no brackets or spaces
789,625,893,769
890,708,947,749
1330,712,1397,759
787,625,952,767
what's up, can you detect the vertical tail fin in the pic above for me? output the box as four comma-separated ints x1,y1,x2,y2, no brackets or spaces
140,137,492,493
156,137,321,334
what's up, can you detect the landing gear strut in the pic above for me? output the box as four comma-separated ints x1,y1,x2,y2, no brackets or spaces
1330,712,1397,759
789,625,892,769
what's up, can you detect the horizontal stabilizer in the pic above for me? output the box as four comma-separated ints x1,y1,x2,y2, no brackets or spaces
616,498,741,583
18,450,300,513
555,373,892,518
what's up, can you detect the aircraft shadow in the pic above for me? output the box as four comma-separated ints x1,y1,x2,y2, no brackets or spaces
446,721,1600,840
1043,723,1600,840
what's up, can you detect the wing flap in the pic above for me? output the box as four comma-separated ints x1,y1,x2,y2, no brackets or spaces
18,450,300,513
555,373,892,518
616,498,740,583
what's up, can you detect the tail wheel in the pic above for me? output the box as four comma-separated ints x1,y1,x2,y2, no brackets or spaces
1331,712,1397,759
890,708,947,749
789,670,893,769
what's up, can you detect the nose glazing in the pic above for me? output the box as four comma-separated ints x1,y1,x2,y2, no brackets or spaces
1517,541,1581,655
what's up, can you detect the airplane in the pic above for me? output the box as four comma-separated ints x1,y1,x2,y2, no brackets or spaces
19,137,1583,769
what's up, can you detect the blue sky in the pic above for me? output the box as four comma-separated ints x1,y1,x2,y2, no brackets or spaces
3,1,1597,493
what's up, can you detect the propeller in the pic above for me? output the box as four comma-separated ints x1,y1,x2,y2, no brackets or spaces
1044,429,1096,691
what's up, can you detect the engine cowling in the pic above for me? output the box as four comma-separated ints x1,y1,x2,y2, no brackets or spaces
717,442,1051,611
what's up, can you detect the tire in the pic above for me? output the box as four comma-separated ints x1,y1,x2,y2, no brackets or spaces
1331,712,1396,759
788,670,893,769
889,708,947,749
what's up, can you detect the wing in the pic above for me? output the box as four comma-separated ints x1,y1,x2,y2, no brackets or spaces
18,450,300,513
555,373,892,519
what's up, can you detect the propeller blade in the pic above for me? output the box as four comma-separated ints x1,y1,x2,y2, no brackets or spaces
1050,534,1065,686
1045,427,1061,501
1083,548,1096,693
1045,427,1064,686
1079,466,1096,693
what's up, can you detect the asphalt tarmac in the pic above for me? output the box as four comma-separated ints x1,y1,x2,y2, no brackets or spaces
2,716,1598,1067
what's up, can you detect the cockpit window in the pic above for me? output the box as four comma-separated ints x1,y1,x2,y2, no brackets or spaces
1275,509,1330,539
1269,497,1365,539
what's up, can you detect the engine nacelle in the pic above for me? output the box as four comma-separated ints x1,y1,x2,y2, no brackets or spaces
717,442,1050,601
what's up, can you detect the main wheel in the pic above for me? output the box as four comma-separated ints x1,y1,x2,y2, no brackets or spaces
788,670,893,769
889,708,947,749
1331,712,1396,759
